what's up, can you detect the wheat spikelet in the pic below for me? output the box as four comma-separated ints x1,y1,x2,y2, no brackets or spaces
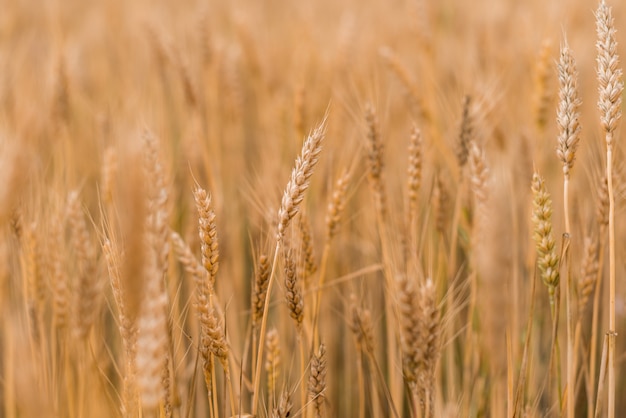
265,328,280,403
531,172,559,294
349,294,375,355
162,354,173,418
364,104,387,217
197,293,230,373
407,125,423,222
433,175,449,234
252,254,270,330
104,238,135,347
22,222,45,323
468,141,490,233
325,168,350,242
277,120,326,241
143,132,170,277
137,132,171,412
271,389,293,418
457,95,473,168
67,190,99,339
136,259,169,412
308,343,327,418
103,238,139,416
194,186,219,288
397,274,422,384
297,212,317,282
170,230,206,291
283,248,304,332
556,41,582,176
596,0,623,143
578,235,599,315
418,278,440,418
49,209,69,330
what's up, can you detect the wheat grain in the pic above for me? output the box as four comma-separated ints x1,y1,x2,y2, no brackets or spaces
364,104,387,217
325,168,350,242
556,41,582,177
309,343,327,418
531,172,559,294
252,254,271,330
457,96,473,168
277,120,326,241
194,186,219,287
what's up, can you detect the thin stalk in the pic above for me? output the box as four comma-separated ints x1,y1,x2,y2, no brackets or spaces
564,243,574,418
357,348,365,418
299,335,307,418
211,356,219,418
227,374,236,417
588,233,605,418
312,244,331,348
594,334,609,418
374,206,401,414
548,284,563,405
563,175,574,418
606,143,616,418
507,332,513,418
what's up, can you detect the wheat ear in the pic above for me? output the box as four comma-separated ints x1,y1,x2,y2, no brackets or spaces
265,328,280,411
308,343,327,418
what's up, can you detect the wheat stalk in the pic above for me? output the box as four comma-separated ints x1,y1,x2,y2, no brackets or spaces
556,38,582,418
252,118,327,416
596,2,623,416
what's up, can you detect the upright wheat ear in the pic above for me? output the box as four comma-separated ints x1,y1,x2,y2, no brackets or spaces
364,104,387,217
325,168,350,242
456,96,473,168
531,172,559,302
407,125,423,224
277,121,326,241
556,42,582,180
194,186,219,291
308,343,327,418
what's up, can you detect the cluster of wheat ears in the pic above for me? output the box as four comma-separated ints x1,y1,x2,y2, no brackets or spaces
1,0,626,417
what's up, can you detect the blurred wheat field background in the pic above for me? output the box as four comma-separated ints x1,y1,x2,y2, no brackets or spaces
1,0,625,417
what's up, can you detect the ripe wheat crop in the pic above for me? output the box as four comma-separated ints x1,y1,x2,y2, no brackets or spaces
0,0,625,417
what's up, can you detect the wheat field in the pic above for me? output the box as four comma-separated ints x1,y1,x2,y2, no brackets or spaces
0,0,625,417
